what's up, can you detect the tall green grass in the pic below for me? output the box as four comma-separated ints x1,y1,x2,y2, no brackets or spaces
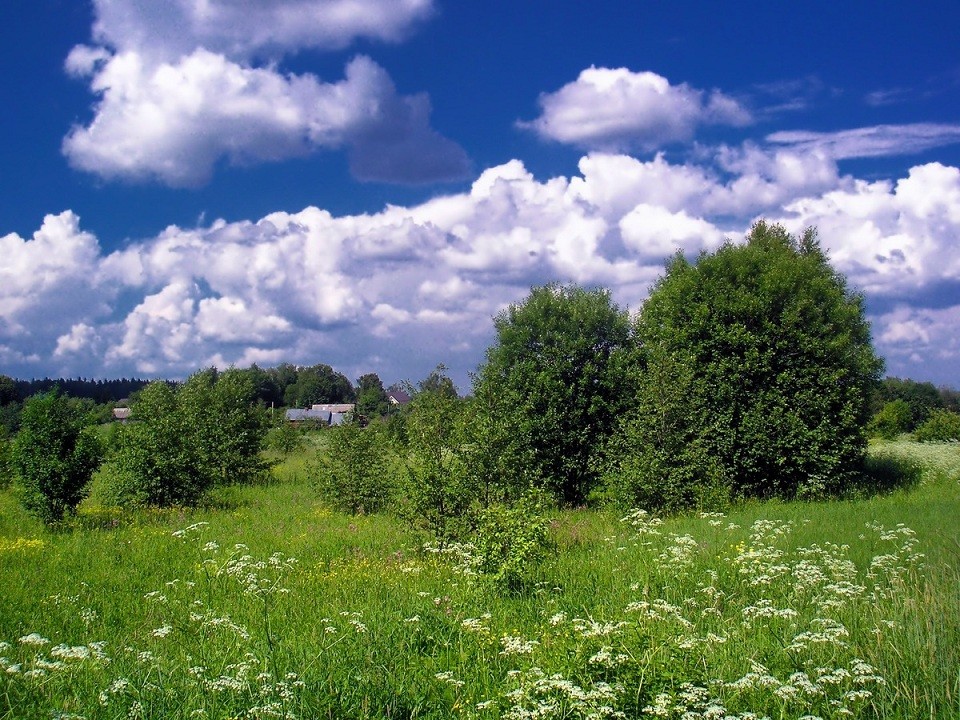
0,441,957,718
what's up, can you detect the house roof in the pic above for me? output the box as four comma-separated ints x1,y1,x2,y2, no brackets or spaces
285,408,332,423
387,390,411,405
311,403,355,413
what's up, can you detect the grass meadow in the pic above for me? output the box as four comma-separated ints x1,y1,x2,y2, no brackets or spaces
1,439,958,719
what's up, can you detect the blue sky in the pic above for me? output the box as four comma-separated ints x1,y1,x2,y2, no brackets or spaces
2,0,960,392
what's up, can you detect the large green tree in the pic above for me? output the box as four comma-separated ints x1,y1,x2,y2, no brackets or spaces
610,222,883,508
10,388,104,523
355,373,390,421
283,364,355,408
472,284,632,505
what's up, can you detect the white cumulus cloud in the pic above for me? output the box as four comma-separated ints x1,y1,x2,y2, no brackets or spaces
64,0,467,186
520,67,751,151
64,52,467,187
771,162,960,297
0,212,109,367
4,150,960,386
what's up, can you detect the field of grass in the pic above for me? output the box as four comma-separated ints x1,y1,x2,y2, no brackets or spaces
1,440,958,719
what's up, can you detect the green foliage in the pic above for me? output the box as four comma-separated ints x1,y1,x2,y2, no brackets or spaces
0,400,21,436
106,369,269,507
871,376,944,430
354,372,390,421
868,399,914,439
472,284,632,506
617,222,883,509
315,420,392,514
283,363,355,408
415,364,459,399
0,431,12,491
471,490,550,591
265,421,306,456
913,409,960,442
0,375,18,436
10,389,104,524
399,372,475,542
0,375,15,405
600,347,729,513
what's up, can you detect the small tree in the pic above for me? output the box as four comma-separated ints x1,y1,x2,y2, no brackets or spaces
355,373,390,421
106,381,206,507
615,222,883,507
0,427,13,490
472,284,632,506
107,369,268,507
315,420,392,514
266,421,305,457
10,389,103,524
400,369,475,542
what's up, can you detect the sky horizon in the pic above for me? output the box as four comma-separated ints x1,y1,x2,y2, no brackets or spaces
2,1,960,393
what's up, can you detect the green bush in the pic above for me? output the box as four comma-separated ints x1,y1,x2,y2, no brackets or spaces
600,348,729,513
471,284,632,506
10,388,104,524
868,399,913,439
106,369,269,507
265,421,306,456
471,490,550,591
913,409,960,442
314,420,392,514
398,375,476,543
0,436,12,490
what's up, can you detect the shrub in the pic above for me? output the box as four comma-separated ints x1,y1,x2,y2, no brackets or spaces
0,435,12,490
471,490,551,591
913,409,960,442
472,284,632,506
314,420,392,514
398,375,476,543
868,399,913,439
265,422,306,456
600,348,729,513
106,369,269,507
10,388,104,523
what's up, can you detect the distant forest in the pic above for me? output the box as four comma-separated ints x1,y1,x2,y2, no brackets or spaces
2,377,152,405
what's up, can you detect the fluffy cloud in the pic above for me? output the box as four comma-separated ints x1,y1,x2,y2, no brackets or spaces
90,0,435,60
64,52,468,186
0,212,109,365
64,0,467,186
874,305,960,368
520,67,751,151
5,149,960,386
772,162,960,297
